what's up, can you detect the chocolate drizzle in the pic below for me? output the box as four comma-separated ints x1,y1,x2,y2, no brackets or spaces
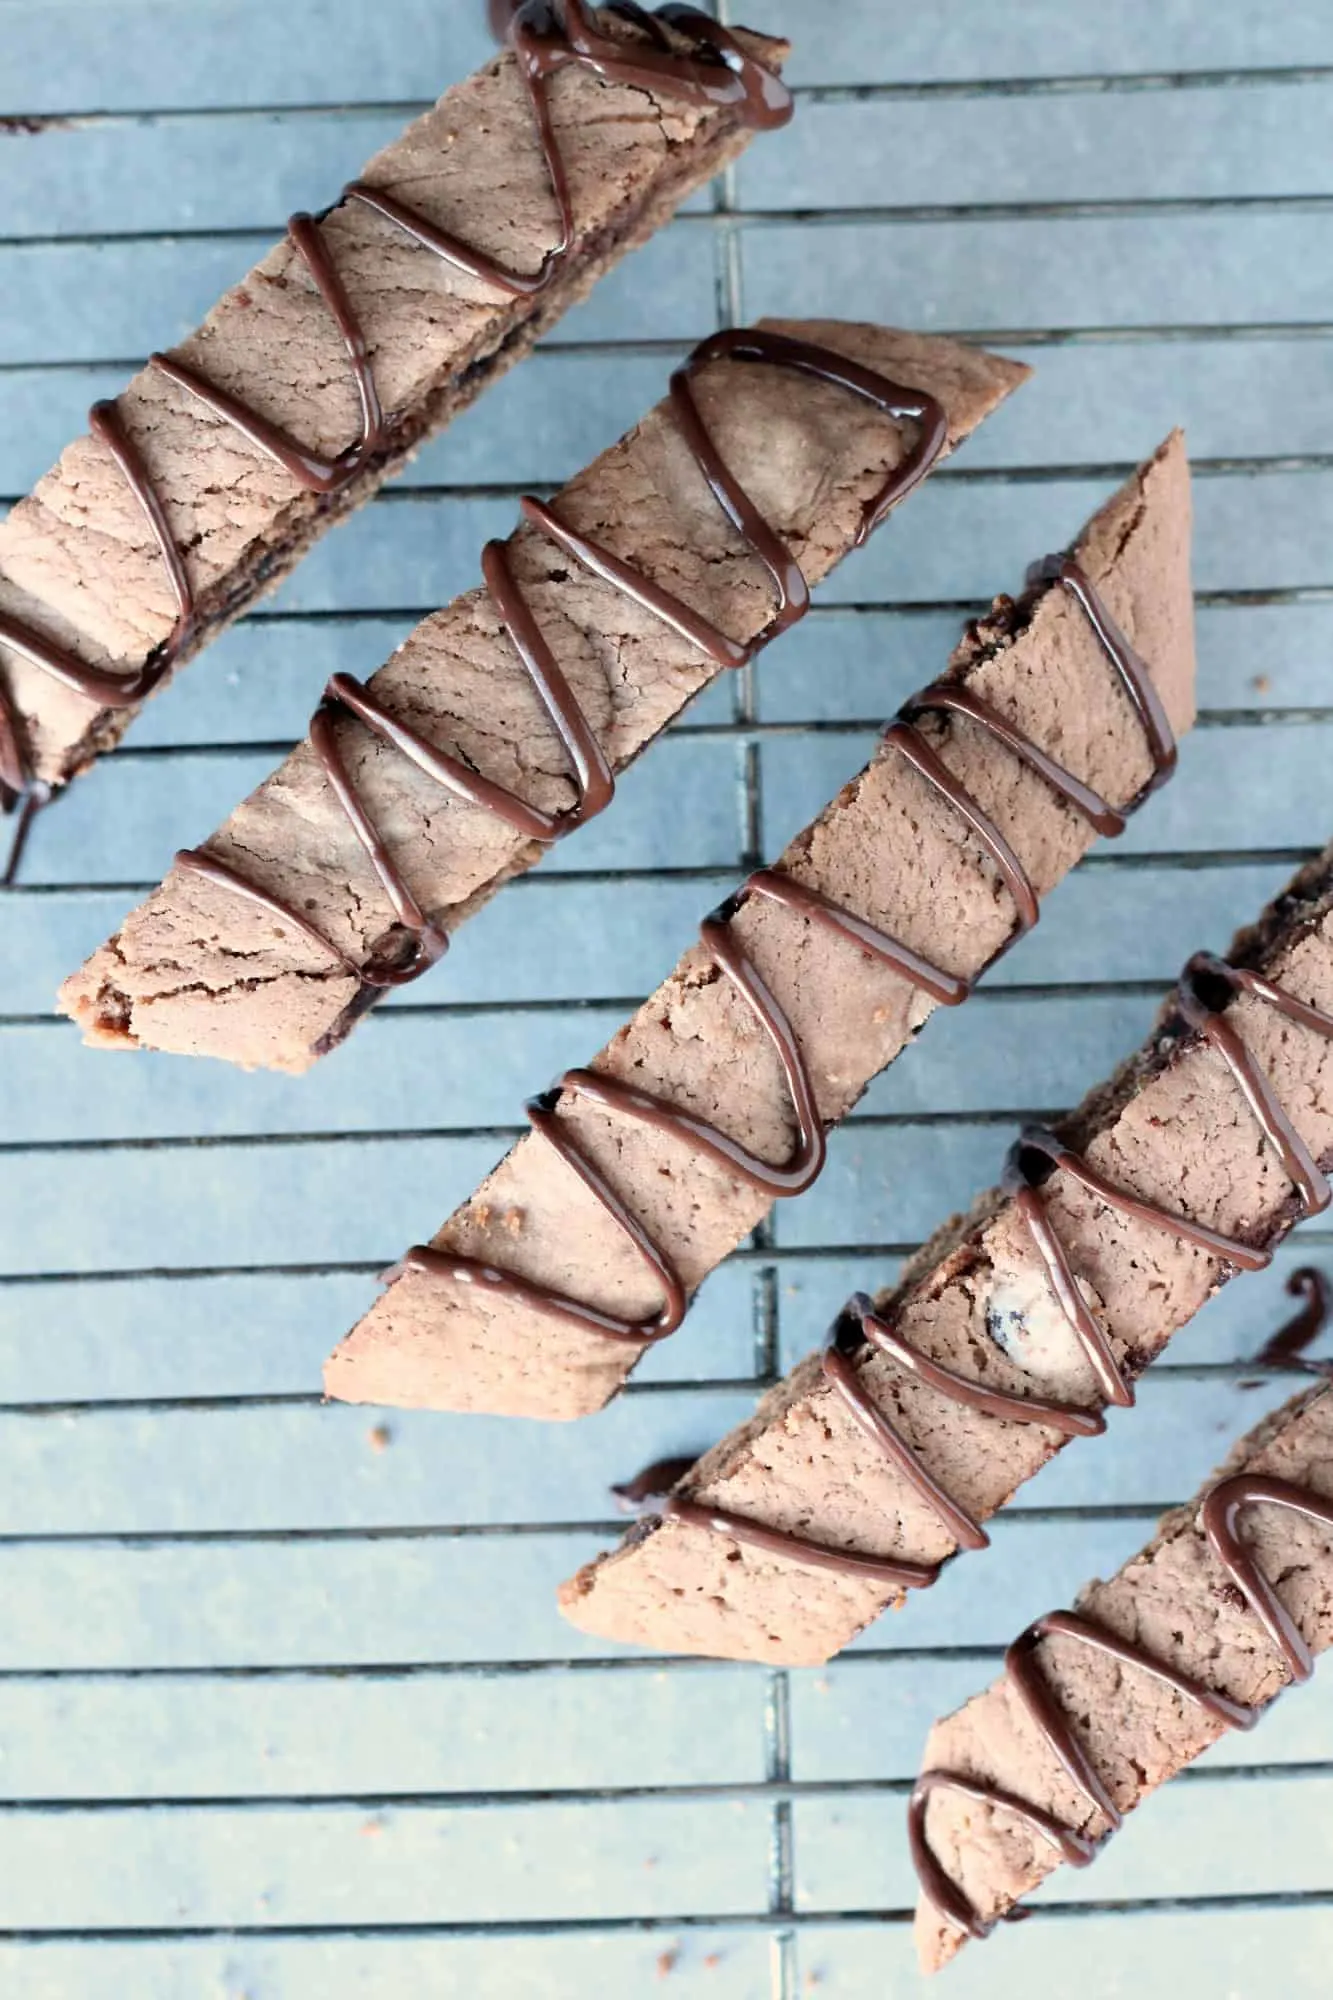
1254,1266,1332,1369
173,326,947,983
659,954,1333,1593
611,1453,699,1516
911,1469,1333,1940
0,0,789,885
386,558,1183,1482
0,401,197,885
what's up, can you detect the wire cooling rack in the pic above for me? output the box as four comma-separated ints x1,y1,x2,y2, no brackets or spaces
2,2,1333,1993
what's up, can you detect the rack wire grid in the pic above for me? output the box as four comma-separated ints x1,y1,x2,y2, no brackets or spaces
2,1,1333,1994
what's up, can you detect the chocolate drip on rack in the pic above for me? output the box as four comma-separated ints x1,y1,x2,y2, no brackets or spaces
665,959,1332,1591
1254,1266,1332,1370
176,327,947,986
387,553,1181,1419
0,0,788,884
911,1466,1333,1940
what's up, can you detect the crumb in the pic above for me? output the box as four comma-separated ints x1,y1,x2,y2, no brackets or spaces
234,287,253,309
368,1424,392,1452
872,1004,891,1023
805,1972,824,1990
814,1675,830,1694
703,1952,722,1970
657,1947,680,1977
474,1203,493,1228
1252,673,1270,693
503,1207,524,1235
361,1816,386,1837
643,1854,659,1869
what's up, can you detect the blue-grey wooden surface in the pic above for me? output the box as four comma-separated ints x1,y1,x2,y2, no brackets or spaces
1,2,1332,1994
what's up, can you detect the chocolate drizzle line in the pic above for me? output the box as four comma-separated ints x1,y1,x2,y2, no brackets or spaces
911,1469,1333,1941
0,1,789,887
662,954,1332,1592
0,402,196,885
1254,1266,1332,1370
387,556,1179,1465
611,1454,699,1516
174,326,947,980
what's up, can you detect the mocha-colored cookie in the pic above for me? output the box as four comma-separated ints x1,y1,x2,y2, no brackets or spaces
913,1380,1333,1972
560,837,1333,1666
325,435,1195,1420
59,322,1027,1071
1,12,787,804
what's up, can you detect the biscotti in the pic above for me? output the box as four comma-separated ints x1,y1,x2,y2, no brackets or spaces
559,842,1333,1664
0,4,789,871
911,1370,1333,1973
58,321,1027,1071
324,435,1196,1419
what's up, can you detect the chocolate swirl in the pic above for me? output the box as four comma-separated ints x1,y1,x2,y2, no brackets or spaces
659,953,1332,1588
911,1467,1333,1940
174,327,946,986
391,561,1179,1379
0,0,789,884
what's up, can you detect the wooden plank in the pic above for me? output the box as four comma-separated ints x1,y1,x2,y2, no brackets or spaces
752,0,1333,87
4,1095,1326,1276
761,717,1333,867
115,616,736,753
0,1230,1319,1405
761,600,1333,722
0,2,498,117
0,990,1159,1142
0,115,710,245
0,1261,760,1399
37,706,1326,901
18,732,747,886
0,1665,767,1799
962,339,1333,470
0,1933,776,1999
0,582,1308,762
0,1370,1311,1535
792,1644,1333,1782
0,349,679,502
188,467,1333,613
0,1515,1173,1668
741,214,1333,331
803,1911,1333,2000
0,112,409,240
738,81,1333,207
10,338,1333,507
0,221,715,365
1,1629,1325,1812
8,0,1333,112
798,1772,1333,1909
6,457,1324,631
0,1391,762,1534
775,1239,1331,1374
0,859,1298,1018
0,1796,771,1927
5,81,1327,242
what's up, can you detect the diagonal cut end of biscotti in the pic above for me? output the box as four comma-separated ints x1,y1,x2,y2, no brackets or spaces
57,323,1027,1074
2,15,790,804
557,833,1333,1667
323,433,1196,1424
912,1380,1333,1974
